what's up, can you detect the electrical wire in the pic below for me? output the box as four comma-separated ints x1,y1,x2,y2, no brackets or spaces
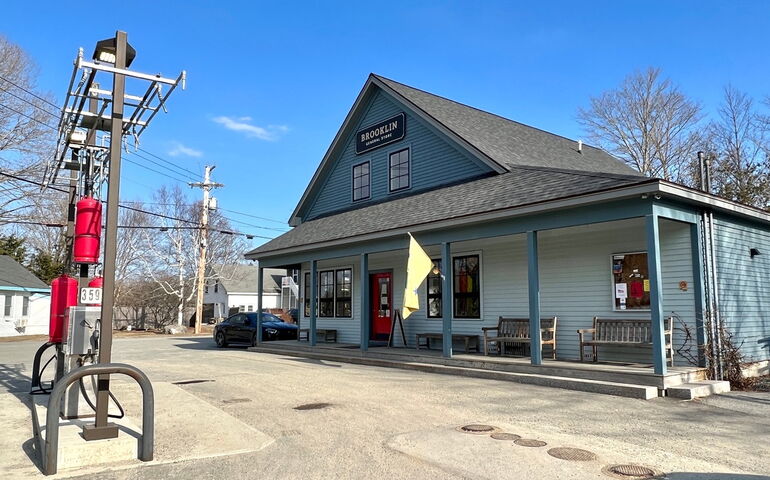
0,72,60,110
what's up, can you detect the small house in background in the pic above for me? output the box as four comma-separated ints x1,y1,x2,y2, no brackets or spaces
204,264,293,321
0,255,51,337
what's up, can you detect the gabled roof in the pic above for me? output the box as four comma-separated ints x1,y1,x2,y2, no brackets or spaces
0,255,49,291
288,73,641,226
211,264,284,294
248,167,649,257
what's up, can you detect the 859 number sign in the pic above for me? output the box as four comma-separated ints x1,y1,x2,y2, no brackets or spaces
80,287,102,304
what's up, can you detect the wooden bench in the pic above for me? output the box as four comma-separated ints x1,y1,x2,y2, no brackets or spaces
577,317,674,365
298,328,338,343
415,333,480,353
482,316,558,358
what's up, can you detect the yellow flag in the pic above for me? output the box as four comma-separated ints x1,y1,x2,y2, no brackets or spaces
402,233,433,320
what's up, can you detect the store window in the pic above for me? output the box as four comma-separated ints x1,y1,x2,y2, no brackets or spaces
611,252,650,310
426,259,442,318
389,148,410,192
319,271,335,317
303,272,310,317
352,161,370,201
335,269,352,317
453,255,480,318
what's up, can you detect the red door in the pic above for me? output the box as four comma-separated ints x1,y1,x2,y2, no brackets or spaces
370,272,392,340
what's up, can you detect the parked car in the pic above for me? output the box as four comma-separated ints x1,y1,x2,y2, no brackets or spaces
213,312,298,347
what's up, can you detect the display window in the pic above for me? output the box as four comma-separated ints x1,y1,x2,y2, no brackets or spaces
611,252,650,310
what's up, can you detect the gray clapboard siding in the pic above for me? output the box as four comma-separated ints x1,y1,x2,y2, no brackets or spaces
304,89,490,221
713,216,770,362
298,218,698,363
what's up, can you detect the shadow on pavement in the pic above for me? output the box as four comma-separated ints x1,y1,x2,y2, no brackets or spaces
283,357,342,368
666,473,770,479
171,337,248,351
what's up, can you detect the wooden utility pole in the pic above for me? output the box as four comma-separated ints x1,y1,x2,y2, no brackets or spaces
190,165,222,334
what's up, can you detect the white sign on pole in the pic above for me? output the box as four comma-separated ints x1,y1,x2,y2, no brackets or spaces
80,287,102,305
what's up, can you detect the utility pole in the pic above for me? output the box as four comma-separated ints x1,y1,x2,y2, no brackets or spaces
190,166,223,334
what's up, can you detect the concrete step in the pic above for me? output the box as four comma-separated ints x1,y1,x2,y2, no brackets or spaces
666,380,731,400
250,345,659,400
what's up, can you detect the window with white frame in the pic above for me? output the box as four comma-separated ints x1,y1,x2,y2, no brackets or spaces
453,254,481,318
22,296,29,317
3,295,12,316
611,252,650,311
352,161,370,201
388,148,410,192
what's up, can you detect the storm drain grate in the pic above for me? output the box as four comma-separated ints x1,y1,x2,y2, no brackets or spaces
457,424,498,434
490,432,521,441
514,438,548,448
222,398,252,404
603,464,660,479
294,402,332,410
172,379,214,385
547,447,597,462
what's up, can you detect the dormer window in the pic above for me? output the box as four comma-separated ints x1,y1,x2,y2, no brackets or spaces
389,148,410,192
352,161,370,201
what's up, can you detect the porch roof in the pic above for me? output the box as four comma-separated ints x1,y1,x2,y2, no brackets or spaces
247,167,650,258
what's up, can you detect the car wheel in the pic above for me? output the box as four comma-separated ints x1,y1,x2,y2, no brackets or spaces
215,331,227,348
251,332,258,347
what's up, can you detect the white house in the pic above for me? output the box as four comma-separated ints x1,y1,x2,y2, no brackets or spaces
203,264,289,320
0,255,51,337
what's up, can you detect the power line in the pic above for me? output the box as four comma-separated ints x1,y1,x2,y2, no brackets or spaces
217,207,287,225
0,73,60,110
120,201,289,231
0,102,58,130
0,87,59,117
135,147,199,178
123,153,193,184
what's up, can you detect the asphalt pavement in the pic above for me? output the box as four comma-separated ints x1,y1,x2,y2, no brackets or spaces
1,335,769,479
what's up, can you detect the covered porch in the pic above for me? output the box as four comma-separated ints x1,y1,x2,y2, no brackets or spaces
251,196,710,383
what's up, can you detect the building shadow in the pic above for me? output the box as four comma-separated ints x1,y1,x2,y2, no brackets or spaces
665,473,770,479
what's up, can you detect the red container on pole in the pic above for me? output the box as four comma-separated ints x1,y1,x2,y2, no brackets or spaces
49,274,78,343
73,196,102,264
86,276,103,306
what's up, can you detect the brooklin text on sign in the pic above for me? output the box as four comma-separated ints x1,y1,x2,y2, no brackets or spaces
355,113,406,154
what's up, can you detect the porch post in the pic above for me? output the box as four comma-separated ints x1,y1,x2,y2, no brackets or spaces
310,260,317,346
690,222,707,367
645,214,667,375
360,253,369,351
256,266,264,344
441,242,452,358
527,231,542,366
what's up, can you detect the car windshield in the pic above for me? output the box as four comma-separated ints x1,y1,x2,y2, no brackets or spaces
247,314,283,323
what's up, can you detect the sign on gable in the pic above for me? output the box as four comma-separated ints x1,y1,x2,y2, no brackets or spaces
355,113,405,154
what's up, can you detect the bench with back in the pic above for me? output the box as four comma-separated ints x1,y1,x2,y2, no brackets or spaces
577,316,674,365
482,316,558,358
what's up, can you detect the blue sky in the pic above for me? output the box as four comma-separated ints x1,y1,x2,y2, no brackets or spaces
3,1,769,247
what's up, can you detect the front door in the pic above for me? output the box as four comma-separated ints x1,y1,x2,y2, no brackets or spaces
370,272,392,340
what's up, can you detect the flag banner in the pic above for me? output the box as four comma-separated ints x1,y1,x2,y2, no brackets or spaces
402,233,433,320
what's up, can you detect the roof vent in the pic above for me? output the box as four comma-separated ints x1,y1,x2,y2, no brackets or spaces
577,140,583,154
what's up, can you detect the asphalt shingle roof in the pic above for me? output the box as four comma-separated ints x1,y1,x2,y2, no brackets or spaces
0,255,49,290
249,167,648,256
213,264,284,294
375,75,641,176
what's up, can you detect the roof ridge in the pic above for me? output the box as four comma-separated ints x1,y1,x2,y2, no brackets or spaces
371,73,607,154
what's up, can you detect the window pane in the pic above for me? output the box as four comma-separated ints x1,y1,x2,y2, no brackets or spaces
611,252,650,310
452,255,480,318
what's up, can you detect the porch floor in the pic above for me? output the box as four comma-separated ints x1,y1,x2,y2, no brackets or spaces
249,340,706,395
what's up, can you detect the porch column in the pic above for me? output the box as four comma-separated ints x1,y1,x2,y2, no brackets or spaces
360,253,369,351
441,242,452,358
690,222,707,367
310,260,317,346
256,266,264,344
645,214,667,375
527,231,542,366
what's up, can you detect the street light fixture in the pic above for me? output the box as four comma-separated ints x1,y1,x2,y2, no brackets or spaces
92,37,136,67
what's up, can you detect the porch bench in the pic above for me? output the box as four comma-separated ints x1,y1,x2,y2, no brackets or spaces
482,316,558,358
577,316,674,366
415,333,479,353
298,328,338,343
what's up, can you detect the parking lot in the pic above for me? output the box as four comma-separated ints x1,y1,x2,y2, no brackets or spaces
1,335,769,479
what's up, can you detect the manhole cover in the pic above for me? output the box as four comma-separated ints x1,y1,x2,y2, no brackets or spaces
222,398,252,404
603,464,661,479
457,424,498,434
172,379,214,385
490,432,521,441
294,402,332,410
514,438,547,447
547,447,597,461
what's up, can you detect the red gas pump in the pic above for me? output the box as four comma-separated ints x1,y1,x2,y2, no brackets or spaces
49,274,79,343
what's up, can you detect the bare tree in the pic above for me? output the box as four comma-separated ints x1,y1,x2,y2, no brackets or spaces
138,185,246,326
578,67,702,182
702,86,770,209
0,34,57,226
